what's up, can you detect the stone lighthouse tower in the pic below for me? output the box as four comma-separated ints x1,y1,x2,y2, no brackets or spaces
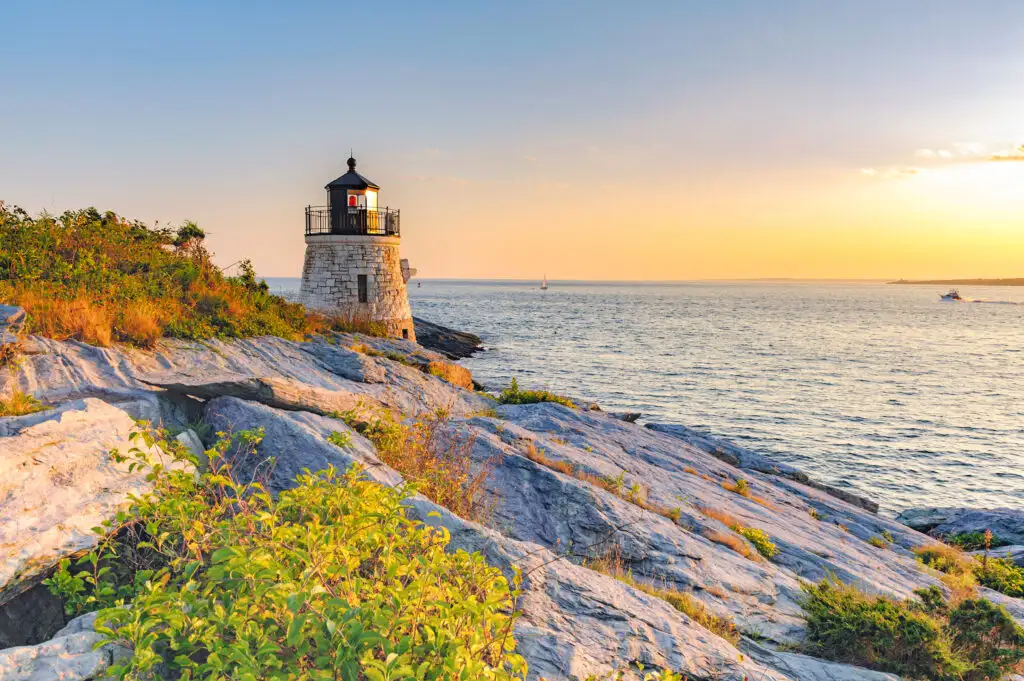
300,157,416,341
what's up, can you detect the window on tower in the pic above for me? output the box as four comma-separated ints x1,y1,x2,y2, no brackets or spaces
357,275,368,303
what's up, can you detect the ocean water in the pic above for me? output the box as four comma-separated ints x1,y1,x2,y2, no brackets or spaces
266,277,1024,514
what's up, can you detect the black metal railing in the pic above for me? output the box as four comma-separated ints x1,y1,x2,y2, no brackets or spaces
305,206,401,237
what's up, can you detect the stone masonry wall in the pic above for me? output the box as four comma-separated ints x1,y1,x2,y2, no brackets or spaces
299,235,416,341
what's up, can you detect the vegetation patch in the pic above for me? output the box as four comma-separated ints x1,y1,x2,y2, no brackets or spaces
722,477,775,508
946,531,1008,552
801,577,1024,681
0,204,388,347
521,443,681,523
0,389,47,417
914,541,1024,599
498,377,575,409
697,506,778,562
45,429,525,680
336,408,497,523
427,360,474,390
584,546,739,645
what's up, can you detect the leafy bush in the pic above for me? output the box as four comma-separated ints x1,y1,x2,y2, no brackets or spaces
0,389,47,416
46,428,526,681
975,557,1024,598
0,204,371,346
325,430,352,448
947,531,1007,552
801,577,1024,681
916,542,1024,598
498,378,575,409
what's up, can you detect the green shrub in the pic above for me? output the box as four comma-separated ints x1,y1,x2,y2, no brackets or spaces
868,535,888,549
735,526,778,559
46,428,526,680
0,390,47,417
325,430,352,448
975,557,1024,598
498,378,575,409
947,531,1007,552
0,204,355,346
801,577,1024,680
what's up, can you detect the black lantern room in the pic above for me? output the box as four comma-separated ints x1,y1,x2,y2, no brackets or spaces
305,156,400,237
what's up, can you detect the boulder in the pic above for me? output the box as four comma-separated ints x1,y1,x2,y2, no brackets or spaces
203,396,404,494
0,611,128,681
0,398,181,604
897,507,1024,545
412,317,483,359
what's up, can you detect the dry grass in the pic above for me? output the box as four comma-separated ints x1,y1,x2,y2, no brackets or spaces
427,360,474,390
699,506,743,529
342,409,498,524
0,390,48,417
914,543,978,602
17,291,114,346
118,301,163,348
722,477,776,509
704,529,761,562
522,443,682,523
683,466,698,475
584,545,739,644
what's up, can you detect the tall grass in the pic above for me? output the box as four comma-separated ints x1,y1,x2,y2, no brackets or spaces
0,204,384,347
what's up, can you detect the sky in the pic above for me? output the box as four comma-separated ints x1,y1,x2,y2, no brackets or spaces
2,1,1023,280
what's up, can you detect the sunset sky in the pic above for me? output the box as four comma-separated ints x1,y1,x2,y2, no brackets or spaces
2,1,1022,280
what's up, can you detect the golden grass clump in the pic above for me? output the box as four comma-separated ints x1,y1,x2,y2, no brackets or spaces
427,360,474,390
704,529,761,562
583,545,740,644
338,408,497,524
0,390,48,417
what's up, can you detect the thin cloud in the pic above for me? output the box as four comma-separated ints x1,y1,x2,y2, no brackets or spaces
990,144,1024,161
861,166,921,179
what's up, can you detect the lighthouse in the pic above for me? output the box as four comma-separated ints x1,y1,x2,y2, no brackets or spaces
300,156,416,341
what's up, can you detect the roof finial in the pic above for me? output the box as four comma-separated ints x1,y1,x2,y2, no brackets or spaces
347,150,356,171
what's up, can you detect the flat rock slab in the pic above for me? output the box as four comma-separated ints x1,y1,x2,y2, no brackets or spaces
897,507,1024,545
0,398,177,604
139,371,384,419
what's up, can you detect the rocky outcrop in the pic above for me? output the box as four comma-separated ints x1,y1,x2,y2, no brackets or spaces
0,611,128,681
0,306,25,365
412,316,483,359
0,398,184,605
647,422,880,513
2,331,1021,681
897,507,1024,545
139,371,385,419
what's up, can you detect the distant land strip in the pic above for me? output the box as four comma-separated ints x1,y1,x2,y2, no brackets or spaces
889,278,1024,286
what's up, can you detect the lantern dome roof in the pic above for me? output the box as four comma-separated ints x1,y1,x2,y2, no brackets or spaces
326,156,379,191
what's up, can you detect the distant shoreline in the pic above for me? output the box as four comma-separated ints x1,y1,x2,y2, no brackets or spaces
889,278,1024,286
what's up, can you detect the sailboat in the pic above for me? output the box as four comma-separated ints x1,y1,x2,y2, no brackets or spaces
540,274,548,290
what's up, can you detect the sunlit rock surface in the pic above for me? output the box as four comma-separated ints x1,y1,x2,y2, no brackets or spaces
2,330,1022,680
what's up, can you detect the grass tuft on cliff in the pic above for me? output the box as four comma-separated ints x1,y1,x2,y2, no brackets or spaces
0,204,381,347
45,428,526,680
498,377,575,409
802,577,1024,681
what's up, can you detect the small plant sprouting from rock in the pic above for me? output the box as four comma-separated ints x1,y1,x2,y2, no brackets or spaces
698,506,778,562
0,389,47,417
498,377,576,409
326,430,352,449
867,535,888,549
808,507,823,520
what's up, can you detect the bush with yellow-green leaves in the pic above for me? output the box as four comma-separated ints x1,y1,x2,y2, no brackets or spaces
45,428,526,681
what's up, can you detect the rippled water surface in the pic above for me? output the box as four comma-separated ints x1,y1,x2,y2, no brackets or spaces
404,280,1024,514
266,277,1024,513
